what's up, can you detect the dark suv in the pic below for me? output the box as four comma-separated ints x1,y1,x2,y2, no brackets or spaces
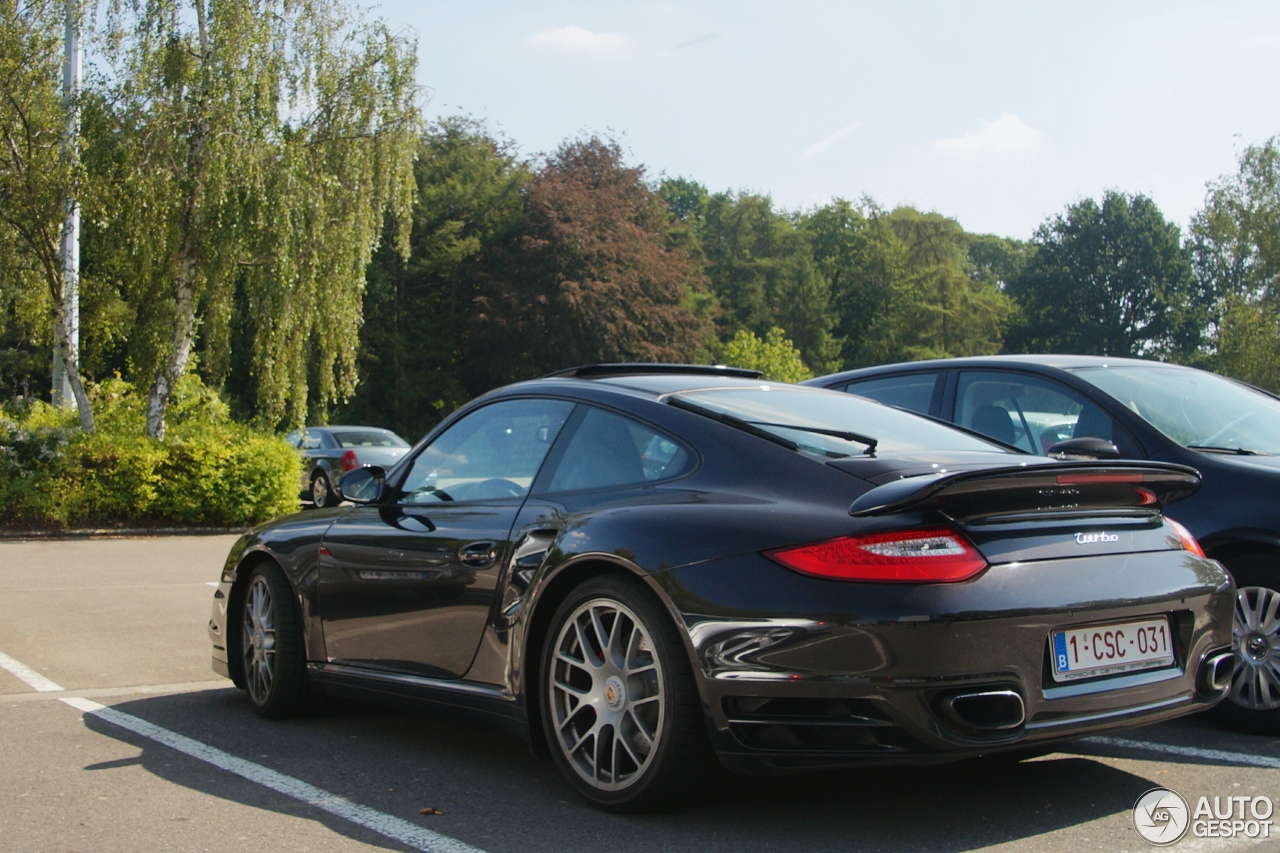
808,354,1280,733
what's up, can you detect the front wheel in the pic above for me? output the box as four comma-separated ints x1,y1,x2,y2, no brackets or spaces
1210,555,1280,733
240,562,317,718
541,575,716,811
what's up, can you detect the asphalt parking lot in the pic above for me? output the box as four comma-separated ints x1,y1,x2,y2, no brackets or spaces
1,535,1277,852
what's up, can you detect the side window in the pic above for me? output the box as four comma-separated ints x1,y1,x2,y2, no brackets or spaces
396,399,575,504
545,407,691,493
284,429,302,449
955,371,1127,455
842,373,939,415
302,431,323,450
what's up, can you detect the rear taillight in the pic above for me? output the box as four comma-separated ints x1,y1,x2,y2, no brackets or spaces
1165,518,1205,558
767,528,988,583
341,450,359,472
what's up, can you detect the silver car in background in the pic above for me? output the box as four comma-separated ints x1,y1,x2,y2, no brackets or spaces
284,425,411,507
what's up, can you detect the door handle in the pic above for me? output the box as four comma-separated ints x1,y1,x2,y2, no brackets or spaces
458,540,499,568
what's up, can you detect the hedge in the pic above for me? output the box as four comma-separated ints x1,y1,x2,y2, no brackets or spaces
0,376,300,528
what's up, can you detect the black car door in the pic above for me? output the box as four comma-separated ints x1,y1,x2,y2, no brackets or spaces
316,398,575,679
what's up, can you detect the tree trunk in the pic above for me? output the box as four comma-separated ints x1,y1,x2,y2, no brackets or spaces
145,0,210,441
145,251,199,440
143,183,204,438
51,283,95,432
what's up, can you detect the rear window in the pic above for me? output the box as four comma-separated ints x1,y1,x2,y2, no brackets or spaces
331,430,408,449
675,386,1009,458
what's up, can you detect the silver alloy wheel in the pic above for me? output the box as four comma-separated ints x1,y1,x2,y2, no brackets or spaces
312,474,330,507
243,574,278,706
548,597,665,792
1230,585,1280,710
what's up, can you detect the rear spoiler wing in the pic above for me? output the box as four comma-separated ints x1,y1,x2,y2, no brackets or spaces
848,461,1201,523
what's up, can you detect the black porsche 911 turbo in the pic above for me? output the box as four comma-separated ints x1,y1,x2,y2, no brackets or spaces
209,364,1235,811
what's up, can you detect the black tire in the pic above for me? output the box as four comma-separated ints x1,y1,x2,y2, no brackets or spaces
240,562,318,718
1208,554,1280,734
311,471,337,508
540,574,717,812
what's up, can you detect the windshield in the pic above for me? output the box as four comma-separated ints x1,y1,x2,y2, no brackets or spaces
1071,365,1280,454
673,387,1010,458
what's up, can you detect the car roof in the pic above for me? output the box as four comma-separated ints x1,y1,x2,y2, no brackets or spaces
809,354,1193,384
418,365,1020,459
307,425,399,432
508,375,783,401
543,363,762,380
509,369,794,399
471,364,789,401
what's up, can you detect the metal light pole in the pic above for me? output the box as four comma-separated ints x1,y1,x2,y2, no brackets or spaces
53,0,80,407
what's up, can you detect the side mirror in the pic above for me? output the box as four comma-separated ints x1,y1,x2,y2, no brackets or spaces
338,466,385,504
1046,437,1121,460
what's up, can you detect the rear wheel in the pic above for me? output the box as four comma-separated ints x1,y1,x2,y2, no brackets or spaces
541,575,715,812
311,472,337,508
241,562,317,717
1210,555,1280,733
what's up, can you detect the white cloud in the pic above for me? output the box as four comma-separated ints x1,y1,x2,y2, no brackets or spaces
932,114,1044,160
801,123,860,161
530,26,627,54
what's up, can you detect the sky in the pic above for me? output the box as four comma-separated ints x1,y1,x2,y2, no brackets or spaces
374,0,1280,240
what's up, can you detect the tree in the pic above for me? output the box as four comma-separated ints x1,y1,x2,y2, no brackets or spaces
92,0,419,437
719,327,812,383
801,198,904,367
339,118,530,439
1214,298,1280,390
658,177,719,351
698,191,840,373
1190,138,1280,388
0,0,94,429
801,201,1010,367
887,208,1011,361
1006,191,1202,359
659,176,708,225
0,210,52,398
967,232,1031,292
471,136,711,389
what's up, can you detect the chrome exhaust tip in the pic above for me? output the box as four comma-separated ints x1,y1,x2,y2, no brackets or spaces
1199,650,1235,695
939,689,1026,732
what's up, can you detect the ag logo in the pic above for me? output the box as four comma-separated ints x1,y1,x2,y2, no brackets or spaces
1134,787,1190,845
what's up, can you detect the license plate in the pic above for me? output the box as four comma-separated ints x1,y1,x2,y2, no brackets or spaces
1050,617,1174,682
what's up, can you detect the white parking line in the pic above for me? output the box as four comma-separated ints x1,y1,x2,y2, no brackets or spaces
61,696,489,853
1083,735,1280,770
0,650,64,692
15,626,1268,853
0,647,486,853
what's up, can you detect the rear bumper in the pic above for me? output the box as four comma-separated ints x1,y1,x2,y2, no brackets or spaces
659,549,1235,773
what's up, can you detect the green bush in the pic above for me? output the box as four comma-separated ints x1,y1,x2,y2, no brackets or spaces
719,327,814,383
0,377,300,529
